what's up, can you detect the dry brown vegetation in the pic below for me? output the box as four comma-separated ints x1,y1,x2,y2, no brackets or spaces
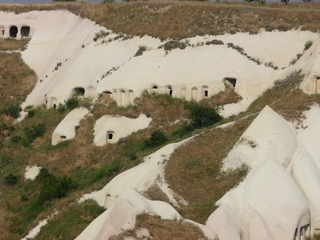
0,52,36,108
1,1,320,40
165,116,253,223
245,71,320,122
110,213,206,240
0,38,30,51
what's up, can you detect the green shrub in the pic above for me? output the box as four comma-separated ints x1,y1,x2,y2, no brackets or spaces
143,130,168,149
24,105,36,118
57,103,66,114
21,194,29,201
35,168,50,182
23,123,46,142
4,173,18,186
90,160,123,183
0,104,21,118
11,135,22,143
186,102,223,129
304,40,313,50
126,152,137,160
66,98,79,110
36,174,78,206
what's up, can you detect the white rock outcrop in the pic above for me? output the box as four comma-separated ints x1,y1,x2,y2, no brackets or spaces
51,107,89,145
93,114,151,146
0,10,317,119
76,189,181,240
24,165,41,180
216,159,309,240
80,138,191,208
222,105,297,171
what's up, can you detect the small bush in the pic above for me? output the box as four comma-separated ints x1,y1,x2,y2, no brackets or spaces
35,168,50,182
205,39,224,45
11,135,22,143
134,45,147,57
0,104,21,118
143,130,168,149
126,152,137,160
65,98,79,110
23,123,46,142
162,40,187,52
90,160,123,183
21,194,29,201
304,40,313,50
57,103,66,113
186,102,223,129
36,173,78,207
24,105,35,118
4,173,18,186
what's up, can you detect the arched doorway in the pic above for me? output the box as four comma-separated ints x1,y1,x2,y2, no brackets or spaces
192,87,198,101
21,26,30,37
10,26,18,38
203,85,209,98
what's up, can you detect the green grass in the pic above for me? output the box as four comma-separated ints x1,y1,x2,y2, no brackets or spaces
33,200,105,240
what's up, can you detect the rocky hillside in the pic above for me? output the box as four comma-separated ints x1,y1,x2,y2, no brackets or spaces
0,1,320,240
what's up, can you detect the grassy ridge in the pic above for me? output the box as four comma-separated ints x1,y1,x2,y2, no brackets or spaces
1,1,320,40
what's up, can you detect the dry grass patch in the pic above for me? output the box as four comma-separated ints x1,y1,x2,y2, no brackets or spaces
165,116,253,223
0,38,30,51
200,90,242,107
246,71,320,122
2,2,320,40
110,213,206,240
0,52,36,110
33,200,105,240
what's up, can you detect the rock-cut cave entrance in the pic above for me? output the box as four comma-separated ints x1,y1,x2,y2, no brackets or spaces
107,131,114,143
223,77,237,87
21,26,30,37
73,87,85,96
10,26,18,38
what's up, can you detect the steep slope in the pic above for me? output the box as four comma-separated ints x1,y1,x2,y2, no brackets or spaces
2,2,320,240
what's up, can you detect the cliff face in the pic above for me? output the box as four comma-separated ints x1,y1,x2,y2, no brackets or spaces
2,2,320,240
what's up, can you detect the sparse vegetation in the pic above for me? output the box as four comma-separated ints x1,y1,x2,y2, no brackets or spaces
53,62,62,71
307,234,320,240
161,40,188,52
93,30,110,42
186,101,223,129
134,45,148,57
305,40,313,50
110,213,206,240
24,105,36,118
0,38,30,51
0,104,21,118
65,97,79,110
33,200,105,240
143,129,168,149
4,173,18,186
